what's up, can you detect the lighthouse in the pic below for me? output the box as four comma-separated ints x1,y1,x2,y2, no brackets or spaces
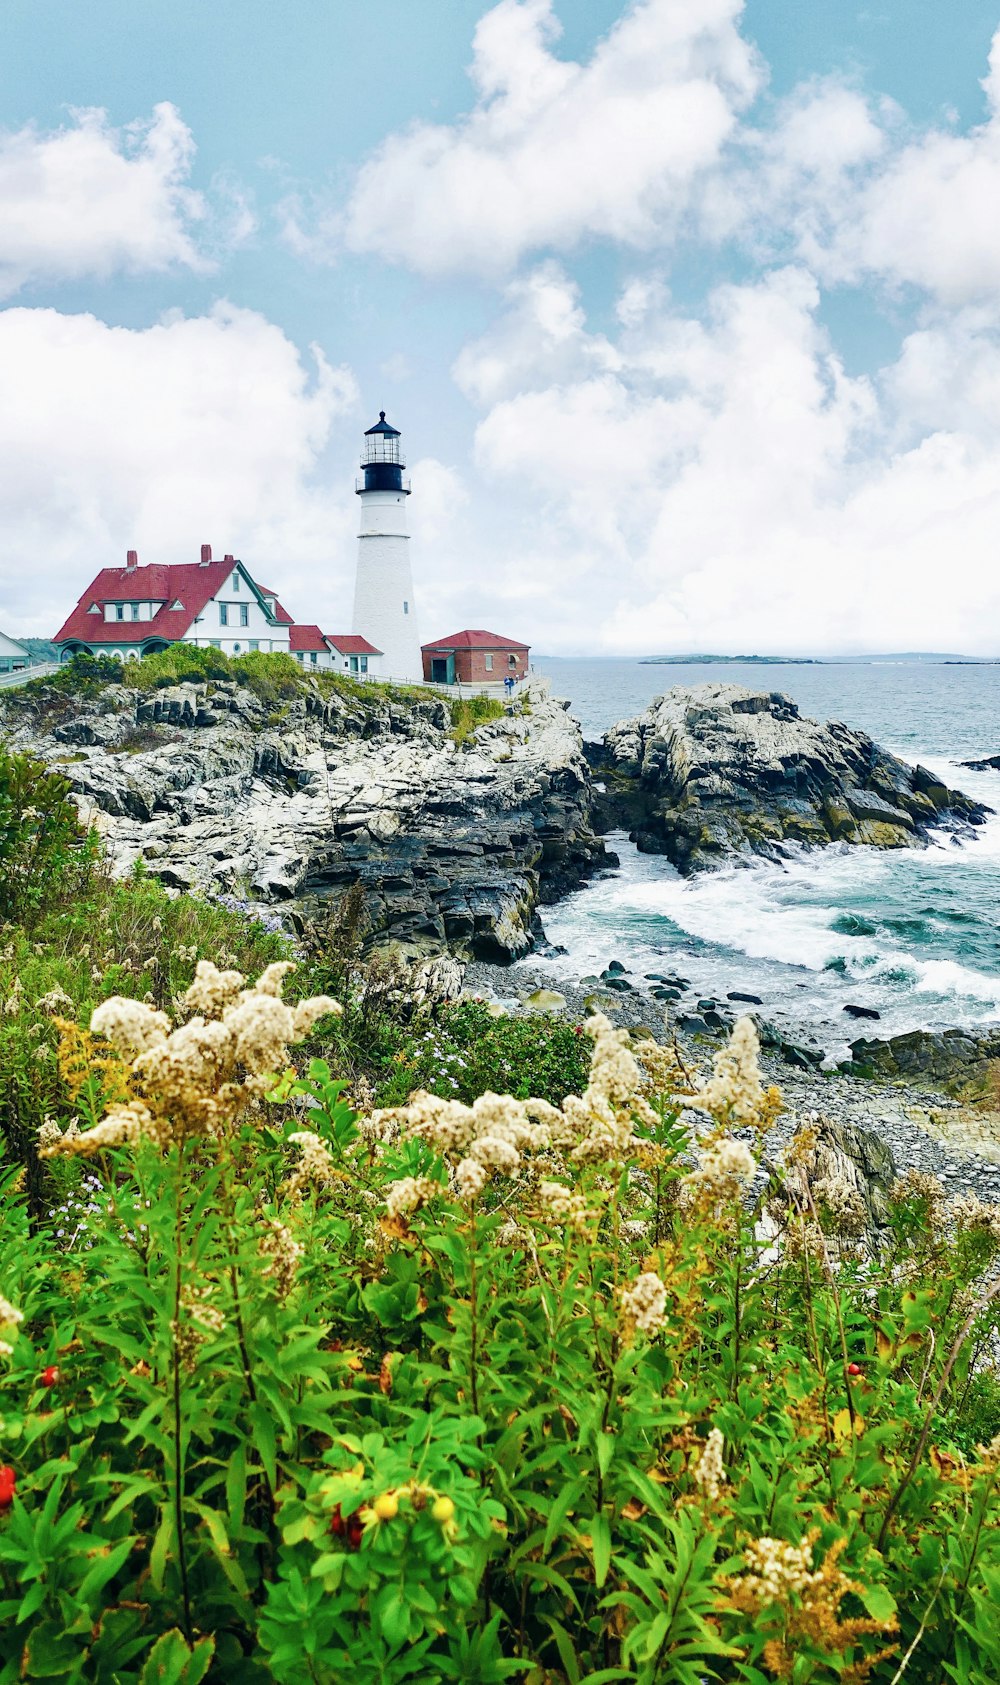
352,411,421,682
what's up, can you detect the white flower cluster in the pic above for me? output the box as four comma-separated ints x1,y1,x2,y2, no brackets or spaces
46,962,341,1157
0,1293,23,1358
620,1271,668,1339
738,1535,819,1602
372,1087,550,1203
948,1192,1000,1243
536,1179,592,1230
692,1427,727,1502
259,1217,305,1300
697,1017,766,1126
384,1176,442,1219
284,1130,338,1197
682,1135,757,1211
34,983,74,1016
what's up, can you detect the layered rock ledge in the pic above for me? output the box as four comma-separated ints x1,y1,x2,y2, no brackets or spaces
0,676,608,961
591,682,989,873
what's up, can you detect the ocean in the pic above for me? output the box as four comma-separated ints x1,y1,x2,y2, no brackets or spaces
527,657,1000,1058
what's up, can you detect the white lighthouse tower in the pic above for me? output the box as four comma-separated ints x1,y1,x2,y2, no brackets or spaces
352,411,422,682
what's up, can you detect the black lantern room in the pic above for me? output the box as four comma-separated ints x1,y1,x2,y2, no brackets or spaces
359,411,409,494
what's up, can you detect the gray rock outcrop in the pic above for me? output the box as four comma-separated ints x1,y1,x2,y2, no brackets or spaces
592,683,989,873
847,1027,1000,1086
1,676,608,962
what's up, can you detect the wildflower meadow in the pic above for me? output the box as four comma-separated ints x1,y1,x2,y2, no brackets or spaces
3,746,1000,1682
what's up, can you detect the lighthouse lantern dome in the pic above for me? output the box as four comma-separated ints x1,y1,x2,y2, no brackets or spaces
359,411,408,492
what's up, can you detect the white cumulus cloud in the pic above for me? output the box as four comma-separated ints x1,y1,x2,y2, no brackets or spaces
0,103,230,297
341,0,762,275
454,262,1000,654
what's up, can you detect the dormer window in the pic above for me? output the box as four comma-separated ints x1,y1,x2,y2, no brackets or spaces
87,602,101,615
171,600,183,611
115,604,125,621
130,604,140,620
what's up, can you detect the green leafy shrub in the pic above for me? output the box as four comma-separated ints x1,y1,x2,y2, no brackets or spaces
0,748,93,928
374,997,591,1107
25,653,125,697
3,987,1000,1681
449,695,507,744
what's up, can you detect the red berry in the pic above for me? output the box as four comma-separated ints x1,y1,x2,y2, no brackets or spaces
847,1362,862,1376
40,1366,59,1389
0,1466,15,1511
329,1505,347,1538
347,1515,364,1551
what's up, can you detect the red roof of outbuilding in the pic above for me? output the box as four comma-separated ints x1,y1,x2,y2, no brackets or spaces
325,634,382,655
288,624,328,652
54,560,236,646
421,629,530,652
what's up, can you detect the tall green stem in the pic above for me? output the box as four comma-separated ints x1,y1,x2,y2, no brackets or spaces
171,1142,193,1645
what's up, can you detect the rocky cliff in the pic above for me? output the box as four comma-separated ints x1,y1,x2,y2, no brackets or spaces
592,683,988,873
0,675,608,961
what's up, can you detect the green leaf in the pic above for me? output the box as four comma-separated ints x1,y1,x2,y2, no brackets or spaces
861,1583,898,1623
148,1508,175,1594
138,1629,216,1684
588,1512,612,1590
76,1535,135,1601
545,1618,581,1684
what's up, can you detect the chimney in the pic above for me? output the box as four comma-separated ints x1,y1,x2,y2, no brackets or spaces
200,543,212,565
223,553,234,564
126,549,138,569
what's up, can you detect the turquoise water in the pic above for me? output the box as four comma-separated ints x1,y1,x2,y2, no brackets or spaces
529,658,1000,1053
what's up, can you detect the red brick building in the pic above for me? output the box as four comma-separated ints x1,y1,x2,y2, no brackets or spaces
421,629,530,686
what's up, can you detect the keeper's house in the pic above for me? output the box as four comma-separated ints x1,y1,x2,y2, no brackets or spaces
421,629,530,687
53,545,382,675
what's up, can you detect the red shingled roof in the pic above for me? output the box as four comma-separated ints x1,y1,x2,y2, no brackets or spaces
288,624,328,653
54,560,236,646
325,634,382,655
255,587,293,625
421,629,530,652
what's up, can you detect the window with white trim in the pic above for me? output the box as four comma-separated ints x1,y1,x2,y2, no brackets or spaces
219,603,229,626
239,603,249,626
485,653,493,672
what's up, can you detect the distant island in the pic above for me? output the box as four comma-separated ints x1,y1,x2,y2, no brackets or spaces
640,654,823,666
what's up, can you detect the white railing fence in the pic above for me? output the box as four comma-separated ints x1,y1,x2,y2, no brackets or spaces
351,666,550,702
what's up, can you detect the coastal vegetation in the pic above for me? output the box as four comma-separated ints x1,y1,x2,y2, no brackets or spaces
26,648,435,714
3,747,1000,1680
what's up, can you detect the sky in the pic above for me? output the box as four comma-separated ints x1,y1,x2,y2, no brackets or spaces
2,0,1000,656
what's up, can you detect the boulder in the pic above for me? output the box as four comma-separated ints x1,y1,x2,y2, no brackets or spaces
847,1027,1000,1084
593,684,990,873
